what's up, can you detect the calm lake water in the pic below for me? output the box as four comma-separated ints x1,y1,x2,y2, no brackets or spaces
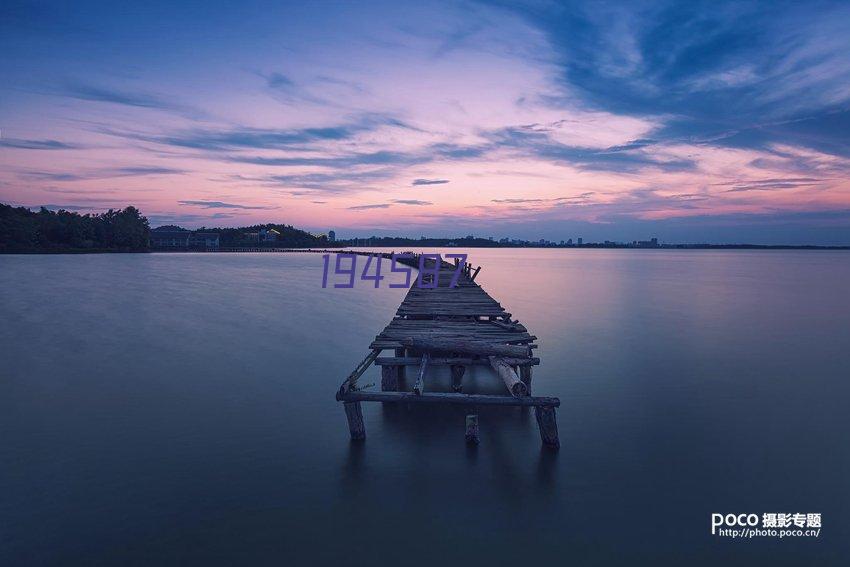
2,249,849,565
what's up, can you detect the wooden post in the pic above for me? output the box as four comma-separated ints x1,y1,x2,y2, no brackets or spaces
465,414,479,445
413,352,430,395
535,405,559,449
451,364,466,392
395,347,406,380
489,356,528,397
344,402,366,440
520,366,533,394
381,365,399,391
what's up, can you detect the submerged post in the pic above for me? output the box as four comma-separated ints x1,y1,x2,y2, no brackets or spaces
465,414,479,445
344,402,366,440
535,405,559,449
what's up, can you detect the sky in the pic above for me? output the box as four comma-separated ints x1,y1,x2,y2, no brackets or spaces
1,0,850,244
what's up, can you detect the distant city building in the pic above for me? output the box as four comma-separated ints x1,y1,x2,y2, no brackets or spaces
189,232,220,249
150,226,218,249
150,229,190,248
577,237,583,245
328,230,336,242
634,237,660,248
567,238,573,245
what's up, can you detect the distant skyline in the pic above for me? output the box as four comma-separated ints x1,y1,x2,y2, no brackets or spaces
2,1,850,244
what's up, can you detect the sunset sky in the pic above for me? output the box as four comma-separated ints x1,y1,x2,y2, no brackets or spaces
2,0,849,243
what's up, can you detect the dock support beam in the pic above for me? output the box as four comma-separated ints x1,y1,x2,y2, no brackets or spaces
395,347,406,380
535,406,559,449
413,352,430,395
451,364,466,392
465,414,479,445
520,366,533,394
344,402,366,440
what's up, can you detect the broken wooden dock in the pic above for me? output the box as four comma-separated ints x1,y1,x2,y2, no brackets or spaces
335,253,560,449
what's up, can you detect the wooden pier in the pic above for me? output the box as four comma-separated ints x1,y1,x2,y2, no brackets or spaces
336,253,560,449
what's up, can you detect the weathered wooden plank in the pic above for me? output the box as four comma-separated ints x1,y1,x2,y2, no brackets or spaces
402,337,530,358
489,356,528,397
374,356,540,367
340,391,560,407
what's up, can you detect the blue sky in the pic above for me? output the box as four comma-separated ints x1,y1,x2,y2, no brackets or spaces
1,0,849,243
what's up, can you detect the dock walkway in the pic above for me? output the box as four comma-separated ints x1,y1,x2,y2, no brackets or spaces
336,253,560,449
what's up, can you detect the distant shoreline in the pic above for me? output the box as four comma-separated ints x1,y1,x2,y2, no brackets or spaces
3,244,849,254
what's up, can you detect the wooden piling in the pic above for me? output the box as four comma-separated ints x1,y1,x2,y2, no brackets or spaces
344,401,366,440
520,366,533,394
465,414,479,445
395,347,406,380
381,365,399,391
535,405,559,449
450,364,466,392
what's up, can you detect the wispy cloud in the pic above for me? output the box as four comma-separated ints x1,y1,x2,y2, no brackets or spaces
21,166,185,182
348,203,392,210
492,198,545,204
485,126,696,173
392,199,433,205
719,177,823,193
0,138,79,150
111,113,412,152
178,200,277,209
148,213,236,226
54,82,204,118
265,72,295,89
412,178,449,186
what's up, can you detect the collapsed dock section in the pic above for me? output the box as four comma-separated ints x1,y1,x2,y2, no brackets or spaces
335,253,560,449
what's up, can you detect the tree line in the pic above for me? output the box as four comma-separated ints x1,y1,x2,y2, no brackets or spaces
0,204,150,252
192,224,329,247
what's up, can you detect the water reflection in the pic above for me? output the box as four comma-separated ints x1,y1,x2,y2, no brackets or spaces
2,250,848,565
